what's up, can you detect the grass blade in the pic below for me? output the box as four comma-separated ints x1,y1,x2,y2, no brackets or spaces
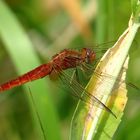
0,1,61,140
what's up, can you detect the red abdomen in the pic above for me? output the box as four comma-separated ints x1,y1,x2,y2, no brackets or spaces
0,63,52,92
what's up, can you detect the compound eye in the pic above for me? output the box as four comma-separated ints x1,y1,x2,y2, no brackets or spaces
86,49,95,64
86,49,90,63
81,48,95,63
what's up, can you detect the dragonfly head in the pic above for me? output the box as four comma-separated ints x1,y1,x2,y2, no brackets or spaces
82,48,96,64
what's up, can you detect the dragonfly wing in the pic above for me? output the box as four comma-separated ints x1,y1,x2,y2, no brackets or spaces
82,62,140,95
59,70,116,118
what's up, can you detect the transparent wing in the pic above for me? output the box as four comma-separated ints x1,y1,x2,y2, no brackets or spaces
81,62,140,95
58,70,117,118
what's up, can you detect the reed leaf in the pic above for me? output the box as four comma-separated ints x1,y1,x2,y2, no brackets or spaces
70,12,140,140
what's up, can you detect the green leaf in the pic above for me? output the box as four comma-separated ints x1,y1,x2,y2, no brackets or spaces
70,16,140,140
131,0,140,23
0,1,61,140
131,0,138,15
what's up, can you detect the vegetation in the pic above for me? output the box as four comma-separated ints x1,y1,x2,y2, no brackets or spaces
0,0,140,140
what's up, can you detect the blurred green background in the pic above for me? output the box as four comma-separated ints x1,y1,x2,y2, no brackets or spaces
0,0,140,140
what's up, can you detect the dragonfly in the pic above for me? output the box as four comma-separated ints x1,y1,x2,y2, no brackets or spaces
0,47,138,118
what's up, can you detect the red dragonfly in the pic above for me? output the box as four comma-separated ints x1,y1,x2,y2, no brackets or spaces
0,48,96,91
0,47,137,117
